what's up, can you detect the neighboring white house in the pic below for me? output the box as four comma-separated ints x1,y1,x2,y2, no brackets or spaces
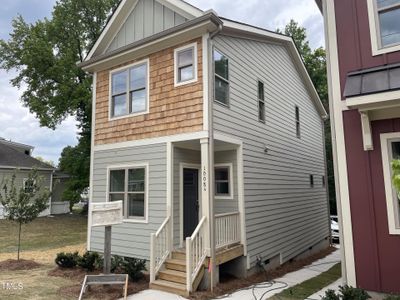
79,0,330,296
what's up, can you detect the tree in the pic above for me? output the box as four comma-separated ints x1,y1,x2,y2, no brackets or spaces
0,169,51,260
278,20,336,214
35,156,56,168
0,0,120,206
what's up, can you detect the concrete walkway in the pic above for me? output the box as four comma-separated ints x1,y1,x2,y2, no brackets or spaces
307,278,343,300
125,248,341,300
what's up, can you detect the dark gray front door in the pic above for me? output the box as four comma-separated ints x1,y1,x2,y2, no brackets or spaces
183,168,199,239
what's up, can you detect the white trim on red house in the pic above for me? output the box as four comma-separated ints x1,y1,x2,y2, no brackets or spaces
323,0,357,286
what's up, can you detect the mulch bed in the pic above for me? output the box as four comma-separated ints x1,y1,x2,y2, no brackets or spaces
0,259,42,271
190,246,336,300
57,274,149,300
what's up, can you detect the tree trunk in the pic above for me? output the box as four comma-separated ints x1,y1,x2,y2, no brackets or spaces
17,222,22,260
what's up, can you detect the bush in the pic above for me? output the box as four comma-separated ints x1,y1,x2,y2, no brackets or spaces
121,257,147,281
77,251,100,271
322,285,371,300
94,254,124,273
55,252,79,268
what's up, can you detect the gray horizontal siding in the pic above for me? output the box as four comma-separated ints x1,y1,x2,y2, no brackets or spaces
0,169,52,218
90,143,167,260
107,0,188,52
212,35,329,268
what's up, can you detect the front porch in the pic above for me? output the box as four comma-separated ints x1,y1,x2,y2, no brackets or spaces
149,136,246,296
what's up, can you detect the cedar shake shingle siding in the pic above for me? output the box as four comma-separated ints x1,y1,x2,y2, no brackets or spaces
94,38,203,145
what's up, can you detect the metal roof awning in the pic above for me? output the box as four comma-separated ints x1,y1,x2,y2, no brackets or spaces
344,63,400,98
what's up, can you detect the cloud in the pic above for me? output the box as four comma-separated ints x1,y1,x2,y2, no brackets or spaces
190,0,324,48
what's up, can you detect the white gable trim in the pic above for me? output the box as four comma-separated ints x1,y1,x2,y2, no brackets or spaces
86,0,203,61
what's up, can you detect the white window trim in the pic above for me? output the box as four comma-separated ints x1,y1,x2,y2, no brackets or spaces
174,42,198,87
295,105,301,138
381,132,400,235
106,163,149,224
214,163,234,200
258,80,266,123
367,0,400,56
108,58,150,121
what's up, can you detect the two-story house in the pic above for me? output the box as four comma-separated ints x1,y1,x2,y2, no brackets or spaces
79,0,329,296
318,0,400,294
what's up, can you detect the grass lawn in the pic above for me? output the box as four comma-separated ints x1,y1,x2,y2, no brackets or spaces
0,214,87,254
269,263,341,300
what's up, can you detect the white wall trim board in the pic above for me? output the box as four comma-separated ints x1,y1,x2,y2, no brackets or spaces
324,0,357,285
360,111,373,151
346,90,400,109
87,72,97,250
236,143,248,259
167,142,174,247
93,131,209,151
202,33,210,131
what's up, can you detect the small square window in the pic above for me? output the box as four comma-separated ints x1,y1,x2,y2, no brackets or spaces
174,44,197,86
215,164,233,198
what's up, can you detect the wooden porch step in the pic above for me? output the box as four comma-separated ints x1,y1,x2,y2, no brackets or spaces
172,251,186,260
165,258,186,272
150,279,189,297
158,269,186,284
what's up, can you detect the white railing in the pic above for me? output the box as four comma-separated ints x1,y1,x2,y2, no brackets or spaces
150,216,171,283
215,212,241,250
186,216,207,292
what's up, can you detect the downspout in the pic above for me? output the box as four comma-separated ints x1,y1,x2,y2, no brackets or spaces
207,23,222,291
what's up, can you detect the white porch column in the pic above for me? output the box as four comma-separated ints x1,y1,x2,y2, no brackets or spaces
200,138,211,253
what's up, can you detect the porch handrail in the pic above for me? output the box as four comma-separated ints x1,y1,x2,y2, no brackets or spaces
150,216,171,283
215,211,240,250
186,216,207,292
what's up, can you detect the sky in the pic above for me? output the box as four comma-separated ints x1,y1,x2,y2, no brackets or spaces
0,0,323,165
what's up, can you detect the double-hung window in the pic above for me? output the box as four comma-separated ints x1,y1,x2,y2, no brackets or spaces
367,0,400,54
214,50,229,106
258,81,265,122
110,60,148,119
381,133,400,234
174,43,197,86
214,164,233,199
109,165,147,221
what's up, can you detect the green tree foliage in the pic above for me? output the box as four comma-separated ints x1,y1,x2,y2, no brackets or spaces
0,0,120,205
0,169,51,260
391,159,400,193
278,20,336,214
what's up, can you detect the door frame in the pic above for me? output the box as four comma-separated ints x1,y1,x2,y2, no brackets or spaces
179,163,201,247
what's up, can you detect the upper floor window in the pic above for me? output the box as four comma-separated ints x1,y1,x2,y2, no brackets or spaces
214,50,229,106
174,43,198,86
295,106,301,138
108,165,148,222
110,60,149,119
367,0,400,55
258,81,265,123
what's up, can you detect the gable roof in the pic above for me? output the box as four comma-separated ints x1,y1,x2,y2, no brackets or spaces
0,143,55,171
81,0,327,119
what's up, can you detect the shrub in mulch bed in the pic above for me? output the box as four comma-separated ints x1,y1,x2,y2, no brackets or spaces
190,246,336,300
57,274,149,300
0,259,42,271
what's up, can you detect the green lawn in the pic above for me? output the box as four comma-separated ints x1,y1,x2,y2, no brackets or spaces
269,263,341,300
0,214,87,253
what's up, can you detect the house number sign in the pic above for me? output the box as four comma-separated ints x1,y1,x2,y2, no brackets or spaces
202,166,207,192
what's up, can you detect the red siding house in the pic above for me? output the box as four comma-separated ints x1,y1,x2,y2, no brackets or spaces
318,0,400,294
